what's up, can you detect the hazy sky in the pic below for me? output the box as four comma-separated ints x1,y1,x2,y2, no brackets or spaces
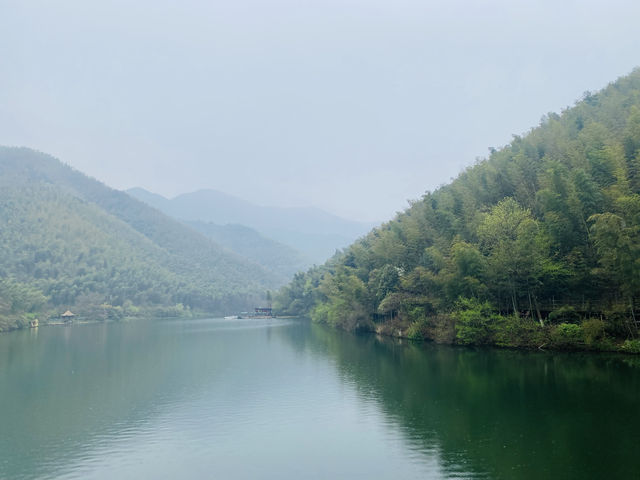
2,0,640,222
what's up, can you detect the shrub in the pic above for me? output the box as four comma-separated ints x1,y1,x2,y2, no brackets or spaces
548,306,581,324
310,303,330,324
494,316,545,348
620,339,640,354
582,318,606,345
454,298,500,345
406,316,432,340
604,305,636,338
551,323,583,348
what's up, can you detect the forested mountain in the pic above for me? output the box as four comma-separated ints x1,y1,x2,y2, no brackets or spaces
0,148,278,331
127,187,313,280
127,188,374,263
275,69,640,352
185,221,310,281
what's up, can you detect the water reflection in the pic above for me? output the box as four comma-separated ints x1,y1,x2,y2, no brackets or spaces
281,322,640,479
1,319,638,479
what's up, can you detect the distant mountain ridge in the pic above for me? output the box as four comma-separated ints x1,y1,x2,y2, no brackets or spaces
127,187,375,263
0,147,278,330
184,220,311,280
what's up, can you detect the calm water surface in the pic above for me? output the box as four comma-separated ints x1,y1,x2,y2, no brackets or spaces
1,318,639,479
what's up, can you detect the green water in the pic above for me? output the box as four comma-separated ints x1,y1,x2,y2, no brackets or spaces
1,318,638,479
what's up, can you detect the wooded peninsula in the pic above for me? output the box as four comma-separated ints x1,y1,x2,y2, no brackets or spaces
274,70,640,353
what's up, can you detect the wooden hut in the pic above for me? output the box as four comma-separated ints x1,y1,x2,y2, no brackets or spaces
61,310,75,324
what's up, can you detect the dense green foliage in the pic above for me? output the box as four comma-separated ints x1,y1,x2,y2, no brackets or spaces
276,69,640,351
0,148,278,330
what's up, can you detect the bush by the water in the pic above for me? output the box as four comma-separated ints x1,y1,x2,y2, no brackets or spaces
621,339,640,354
552,323,583,348
454,298,503,345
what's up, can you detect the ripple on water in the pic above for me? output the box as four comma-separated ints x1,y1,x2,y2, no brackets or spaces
5,319,630,480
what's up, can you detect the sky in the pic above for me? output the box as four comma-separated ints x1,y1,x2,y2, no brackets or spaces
1,0,640,222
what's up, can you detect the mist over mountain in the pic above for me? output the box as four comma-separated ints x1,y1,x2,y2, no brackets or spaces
0,148,279,330
127,187,375,263
185,221,311,280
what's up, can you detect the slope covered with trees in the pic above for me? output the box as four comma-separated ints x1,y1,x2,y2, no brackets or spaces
0,148,277,330
275,69,640,352
127,187,374,263
185,221,311,282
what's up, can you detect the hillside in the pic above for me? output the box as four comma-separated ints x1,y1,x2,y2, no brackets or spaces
275,69,640,352
127,188,374,263
0,148,277,330
185,221,310,281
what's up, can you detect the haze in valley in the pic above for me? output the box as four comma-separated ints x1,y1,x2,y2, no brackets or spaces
2,0,640,222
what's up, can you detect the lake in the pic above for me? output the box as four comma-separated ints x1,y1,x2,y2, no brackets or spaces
1,318,639,479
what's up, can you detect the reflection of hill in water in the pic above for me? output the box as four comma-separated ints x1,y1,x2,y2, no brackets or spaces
2,319,639,479
0,322,201,479
0,319,295,479
279,322,640,479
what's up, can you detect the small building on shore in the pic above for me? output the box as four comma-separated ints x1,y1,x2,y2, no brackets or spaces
61,310,75,323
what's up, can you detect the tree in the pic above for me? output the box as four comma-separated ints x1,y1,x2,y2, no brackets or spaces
478,198,554,324
590,195,640,330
